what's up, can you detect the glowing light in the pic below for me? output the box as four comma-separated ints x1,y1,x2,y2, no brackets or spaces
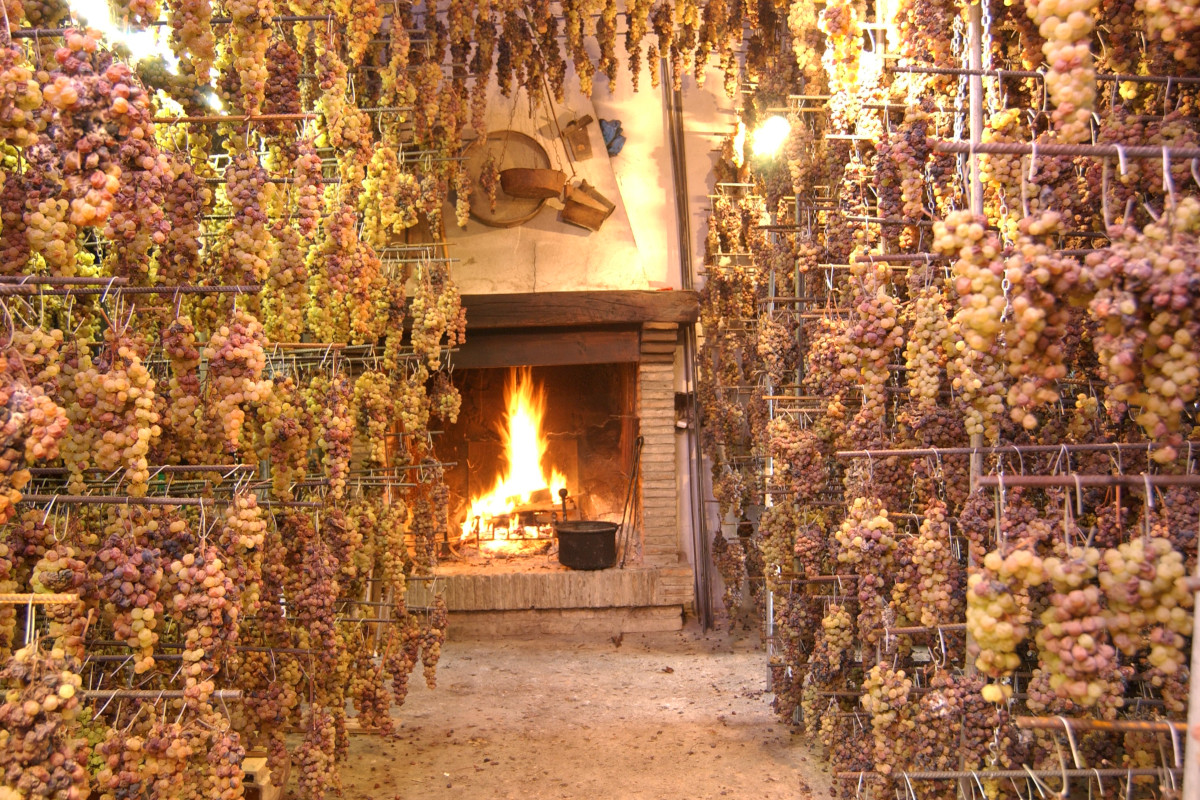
750,116,790,158
67,0,178,70
460,368,567,546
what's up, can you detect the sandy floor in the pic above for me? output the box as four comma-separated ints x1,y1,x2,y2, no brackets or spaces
322,624,832,800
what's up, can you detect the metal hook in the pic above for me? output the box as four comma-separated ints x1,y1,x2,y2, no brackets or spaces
1163,146,1177,205
1167,717,1183,768
1022,764,1051,799
1057,716,1083,769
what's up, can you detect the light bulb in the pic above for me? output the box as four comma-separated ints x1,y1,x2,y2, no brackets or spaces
751,116,790,158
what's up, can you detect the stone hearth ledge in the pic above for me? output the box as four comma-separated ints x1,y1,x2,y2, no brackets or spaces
405,564,694,636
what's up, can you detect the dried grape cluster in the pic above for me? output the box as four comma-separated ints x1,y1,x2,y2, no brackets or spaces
353,370,393,467
93,533,164,673
203,310,271,456
419,593,448,689
712,531,747,625
0,335,68,522
840,278,903,428
933,212,1008,442
308,374,353,499
1001,213,1085,429
1036,547,1127,709
860,664,915,776
61,332,161,495
220,151,276,285
295,705,339,800
895,500,961,627
0,645,88,800
1100,537,1193,693
1088,199,1200,462
1025,0,1097,142
967,545,1046,698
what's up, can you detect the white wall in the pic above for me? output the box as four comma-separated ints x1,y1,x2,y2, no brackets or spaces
446,39,736,298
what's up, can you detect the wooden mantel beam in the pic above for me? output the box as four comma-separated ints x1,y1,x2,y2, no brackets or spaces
461,290,700,330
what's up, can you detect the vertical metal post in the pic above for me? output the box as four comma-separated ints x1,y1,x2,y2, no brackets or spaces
664,53,713,629
1184,555,1200,799
965,8,985,799
967,2,985,218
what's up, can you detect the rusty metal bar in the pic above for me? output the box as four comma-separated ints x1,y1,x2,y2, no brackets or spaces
976,474,1200,489
154,113,317,124
0,593,80,605
836,442,1193,459
29,465,252,475
933,138,1200,161
0,275,129,286
19,494,223,506
0,285,261,297
1015,716,1185,734
893,63,1200,86
87,640,315,655
83,689,243,700
852,253,949,263
839,767,1180,781
883,623,967,635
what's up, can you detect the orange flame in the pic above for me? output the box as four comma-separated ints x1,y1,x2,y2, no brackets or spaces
460,368,567,542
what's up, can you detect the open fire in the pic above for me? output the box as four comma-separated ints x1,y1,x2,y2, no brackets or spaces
459,368,568,552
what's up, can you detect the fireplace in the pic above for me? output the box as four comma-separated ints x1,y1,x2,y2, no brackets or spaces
409,290,700,636
441,363,638,561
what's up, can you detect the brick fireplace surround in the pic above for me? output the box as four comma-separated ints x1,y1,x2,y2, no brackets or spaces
407,290,699,636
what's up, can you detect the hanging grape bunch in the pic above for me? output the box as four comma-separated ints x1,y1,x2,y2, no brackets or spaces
262,221,309,343
45,30,159,231
967,544,1047,699
860,663,916,776
222,489,268,594
167,0,216,84
1088,198,1200,462
840,275,904,430
0,38,44,150
386,613,423,707
350,639,393,733
203,309,272,457
157,153,209,285
0,338,68,522
933,212,1008,443
1001,212,1086,430
92,532,165,673
1099,536,1193,707
61,330,161,496
766,416,825,496
712,531,747,626
262,375,311,499
813,602,854,675
902,281,949,409
220,150,277,285
418,592,449,689
1036,546,1128,710
1026,0,1097,142
0,645,89,800
308,373,353,499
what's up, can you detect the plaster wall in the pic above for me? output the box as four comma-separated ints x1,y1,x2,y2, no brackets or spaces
445,45,735,296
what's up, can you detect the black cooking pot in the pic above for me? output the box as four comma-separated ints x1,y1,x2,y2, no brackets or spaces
555,520,618,570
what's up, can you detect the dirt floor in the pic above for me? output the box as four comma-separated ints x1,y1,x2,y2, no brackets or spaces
321,622,832,800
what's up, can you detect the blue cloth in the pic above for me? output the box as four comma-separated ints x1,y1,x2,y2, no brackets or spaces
600,119,624,156
600,118,622,145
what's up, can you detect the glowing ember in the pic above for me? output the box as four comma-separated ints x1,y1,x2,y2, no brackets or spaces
460,368,567,545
